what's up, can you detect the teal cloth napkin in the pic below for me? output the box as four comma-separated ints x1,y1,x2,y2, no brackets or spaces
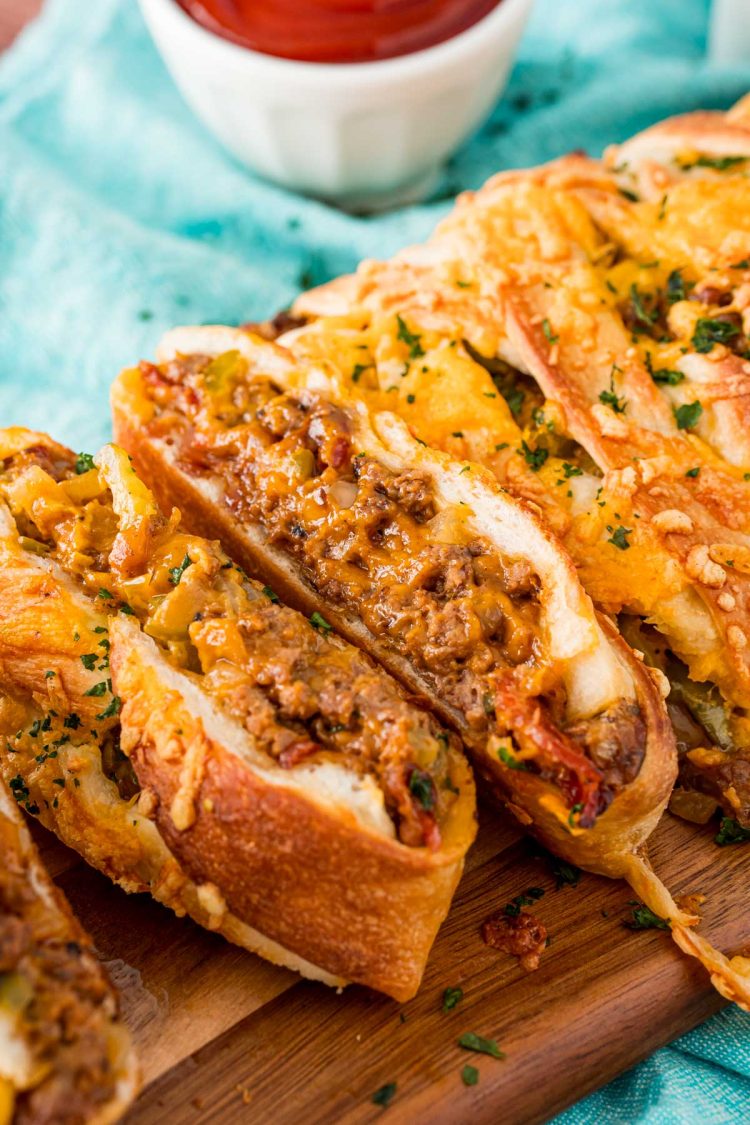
1,1,749,1120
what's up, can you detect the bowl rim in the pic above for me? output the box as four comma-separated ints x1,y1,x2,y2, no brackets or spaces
140,0,534,84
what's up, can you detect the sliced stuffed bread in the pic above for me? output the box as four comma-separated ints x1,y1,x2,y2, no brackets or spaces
0,429,475,1001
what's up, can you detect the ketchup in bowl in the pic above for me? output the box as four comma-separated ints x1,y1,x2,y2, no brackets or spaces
176,0,502,63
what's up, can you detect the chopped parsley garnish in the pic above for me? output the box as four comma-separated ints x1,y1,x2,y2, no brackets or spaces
563,462,583,478
674,401,703,430
497,744,527,770
629,283,658,328
542,318,558,345
97,696,121,721
650,367,684,386
97,588,113,600
692,317,739,354
505,888,545,916
64,713,82,730
406,394,416,404
679,154,747,172
666,268,688,304
504,388,525,417
731,259,749,270
657,194,668,221
442,986,464,1012
519,440,548,472
351,363,369,383
607,525,632,550
309,611,332,634
80,654,98,670
372,1083,397,1107
45,670,56,679
568,801,583,827
262,585,279,603
461,1065,479,1087
75,452,96,475
552,860,581,888
396,315,424,359
169,554,193,586
599,367,626,414
84,681,108,697
458,1033,505,1060
624,903,670,931
714,817,750,846
685,467,700,478
452,431,464,438
408,768,435,811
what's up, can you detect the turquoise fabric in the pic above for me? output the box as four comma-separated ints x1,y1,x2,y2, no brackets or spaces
0,0,748,1119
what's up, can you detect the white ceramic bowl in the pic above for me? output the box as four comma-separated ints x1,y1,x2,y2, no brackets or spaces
139,0,534,209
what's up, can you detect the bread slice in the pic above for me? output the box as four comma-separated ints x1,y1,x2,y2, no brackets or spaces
110,327,750,1008
0,430,475,1001
0,781,138,1124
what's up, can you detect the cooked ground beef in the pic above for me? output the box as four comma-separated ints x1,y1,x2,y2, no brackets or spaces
565,700,646,792
139,354,649,824
679,748,750,828
0,817,121,1125
481,909,548,972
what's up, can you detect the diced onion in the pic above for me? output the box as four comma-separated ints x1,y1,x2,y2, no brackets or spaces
329,479,358,509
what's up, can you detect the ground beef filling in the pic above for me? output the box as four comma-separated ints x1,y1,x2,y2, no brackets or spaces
140,357,648,825
190,580,457,849
1,439,453,851
0,829,120,1125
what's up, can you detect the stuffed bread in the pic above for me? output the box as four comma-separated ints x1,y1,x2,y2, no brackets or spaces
0,780,138,1124
287,96,750,845
0,428,475,1001
111,328,750,1005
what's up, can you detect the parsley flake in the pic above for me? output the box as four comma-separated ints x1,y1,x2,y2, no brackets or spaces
674,401,703,430
461,1065,479,1087
372,1083,397,1107
458,1033,505,1060
75,452,96,475
692,318,739,354
607,525,632,550
715,817,750,846
310,611,332,634
625,903,670,931
396,315,424,359
442,986,464,1012
519,440,548,472
169,554,193,586
542,318,558,345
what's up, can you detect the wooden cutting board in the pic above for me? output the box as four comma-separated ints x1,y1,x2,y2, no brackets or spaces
31,802,746,1124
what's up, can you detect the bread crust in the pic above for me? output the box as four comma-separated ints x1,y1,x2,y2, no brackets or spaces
111,621,474,1002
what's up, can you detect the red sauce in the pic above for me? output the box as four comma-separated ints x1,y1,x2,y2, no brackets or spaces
177,0,502,63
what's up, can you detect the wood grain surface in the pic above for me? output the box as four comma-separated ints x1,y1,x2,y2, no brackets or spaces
31,800,746,1125
0,0,41,51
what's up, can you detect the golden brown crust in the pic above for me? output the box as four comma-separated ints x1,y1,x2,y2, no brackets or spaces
111,621,473,1001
